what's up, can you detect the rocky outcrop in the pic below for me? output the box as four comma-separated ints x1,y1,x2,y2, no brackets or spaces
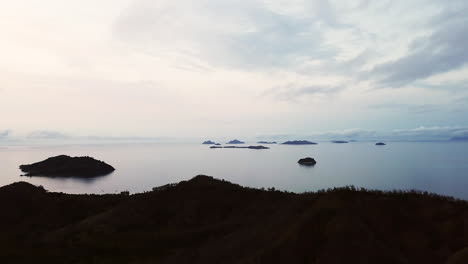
375,142,386,146
298,157,317,166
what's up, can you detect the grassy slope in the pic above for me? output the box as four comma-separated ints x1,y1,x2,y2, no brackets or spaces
0,175,468,264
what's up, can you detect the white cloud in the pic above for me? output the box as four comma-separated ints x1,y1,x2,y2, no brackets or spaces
0,0,467,137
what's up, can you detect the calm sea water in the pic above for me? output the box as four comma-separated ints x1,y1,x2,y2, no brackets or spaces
1,141,468,199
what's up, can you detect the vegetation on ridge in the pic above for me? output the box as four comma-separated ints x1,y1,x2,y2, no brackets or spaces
1,175,468,263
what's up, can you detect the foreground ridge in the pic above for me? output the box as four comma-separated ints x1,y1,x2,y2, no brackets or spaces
1,175,468,264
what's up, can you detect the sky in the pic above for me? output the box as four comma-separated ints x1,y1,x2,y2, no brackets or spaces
1,0,468,141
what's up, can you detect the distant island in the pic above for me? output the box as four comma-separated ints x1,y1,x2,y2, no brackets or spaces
257,141,277,144
226,139,245,144
211,145,269,150
1,175,468,263
375,142,386,146
202,140,217,145
19,155,115,177
331,140,349,144
282,140,318,145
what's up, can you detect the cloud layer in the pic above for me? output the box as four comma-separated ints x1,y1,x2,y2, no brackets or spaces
0,0,467,137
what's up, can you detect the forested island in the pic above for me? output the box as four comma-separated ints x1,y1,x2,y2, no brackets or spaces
19,155,115,177
1,175,468,263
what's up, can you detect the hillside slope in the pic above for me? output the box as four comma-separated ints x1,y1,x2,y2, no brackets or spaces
1,176,468,263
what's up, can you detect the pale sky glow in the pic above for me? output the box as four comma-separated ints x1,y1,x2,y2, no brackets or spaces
1,0,468,140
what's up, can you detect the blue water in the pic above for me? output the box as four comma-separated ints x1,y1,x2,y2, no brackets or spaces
1,141,467,199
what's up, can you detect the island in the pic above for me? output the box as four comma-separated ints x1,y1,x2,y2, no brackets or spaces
298,157,317,166
331,140,349,144
202,140,217,145
375,142,386,146
257,141,277,144
210,145,269,150
19,155,115,177
246,146,269,150
1,175,467,263
226,139,245,144
282,140,318,145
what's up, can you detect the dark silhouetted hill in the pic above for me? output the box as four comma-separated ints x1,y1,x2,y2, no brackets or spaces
1,176,468,263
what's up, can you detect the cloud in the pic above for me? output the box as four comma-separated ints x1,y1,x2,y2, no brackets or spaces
254,126,468,141
313,128,378,139
390,126,468,140
313,126,468,141
263,83,343,101
368,2,468,87
370,103,441,114
27,130,70,139
2,0,468,136
113,0,340,70
0,130,11,139
451,130,468,140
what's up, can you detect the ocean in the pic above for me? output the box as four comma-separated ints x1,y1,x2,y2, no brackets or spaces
1,141,467,199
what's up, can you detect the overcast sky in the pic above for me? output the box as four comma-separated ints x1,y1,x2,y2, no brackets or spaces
1,0,468,140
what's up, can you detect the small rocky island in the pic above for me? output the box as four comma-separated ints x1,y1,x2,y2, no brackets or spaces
226,139,245,144
211,145,269,150
298,157,317,166
282,140,318,145
19,155,115,177
375,142,386,146
202,140,217,145
331,140,349,144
